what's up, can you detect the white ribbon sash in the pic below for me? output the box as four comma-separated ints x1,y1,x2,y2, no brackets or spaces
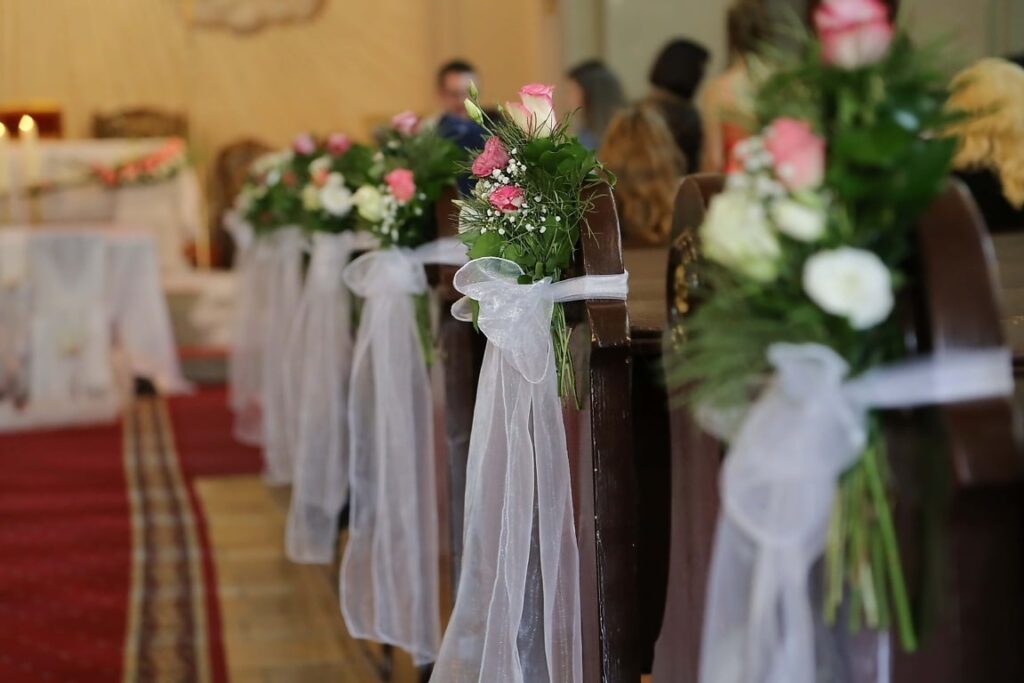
284,230,377,564
339,238,467,665
432,256,628,683
226,217,272,445
699,342,1014,683
261,226,306,484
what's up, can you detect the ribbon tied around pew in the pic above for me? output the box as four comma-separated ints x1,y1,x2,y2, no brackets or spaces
699,342,1014,683
433,256,628,683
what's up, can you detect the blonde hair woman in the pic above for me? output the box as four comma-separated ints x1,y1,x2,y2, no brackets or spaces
599,104,686,246
948,58,1024,231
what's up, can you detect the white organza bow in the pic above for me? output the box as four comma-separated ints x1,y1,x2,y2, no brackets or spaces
339,238,467,665
283,230,377,564
699,342,1013,683
432,256,628,683
261,226,306,484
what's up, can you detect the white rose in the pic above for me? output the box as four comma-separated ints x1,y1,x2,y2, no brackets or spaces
320,183,353,217
265,168,281,186
309,155,331,177
700,190,781,282
803,247,893,329
301,184,321,211
771,197,826,242
353,185,384,222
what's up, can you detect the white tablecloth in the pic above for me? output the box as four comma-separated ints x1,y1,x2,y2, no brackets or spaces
0,227,190,431
2,139,201,273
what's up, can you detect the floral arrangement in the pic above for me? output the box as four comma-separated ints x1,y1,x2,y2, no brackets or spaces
297,133,376,233
456,83,610,397
235,142,304,234
671,0,960,650
350,111,462,248
92,138,188,188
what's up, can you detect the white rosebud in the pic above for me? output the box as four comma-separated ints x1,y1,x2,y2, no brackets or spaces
771,197,826,242
320,182,353,217
699,190,781,282
353,185,385,222
803,247,893,329
301,184,321,211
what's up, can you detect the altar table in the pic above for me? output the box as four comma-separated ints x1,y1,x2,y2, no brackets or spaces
0,227,189,431
1,138,201,273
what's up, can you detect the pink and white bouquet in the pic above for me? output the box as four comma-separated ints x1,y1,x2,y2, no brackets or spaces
351,111,462,248
672,0,966,663
456,82,610,397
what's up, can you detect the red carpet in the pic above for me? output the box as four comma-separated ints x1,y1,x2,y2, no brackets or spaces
0,386,260,683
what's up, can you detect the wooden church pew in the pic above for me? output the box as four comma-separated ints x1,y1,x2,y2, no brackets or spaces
650,174,1024,681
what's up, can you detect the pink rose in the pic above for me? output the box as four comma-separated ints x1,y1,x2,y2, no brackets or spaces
326,133,352,155
385,168,416,203
814,0,893,69
488,185,525,212
391,110,420,136
763,118,826,191
292,133,316,155
506,83,557,137
471,137,510,178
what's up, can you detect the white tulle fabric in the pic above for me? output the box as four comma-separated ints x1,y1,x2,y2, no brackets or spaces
433,257,628,683
261,226,306,484
699,342,1013,683
284,230,377,564
339,239,467,665
226,214,271,445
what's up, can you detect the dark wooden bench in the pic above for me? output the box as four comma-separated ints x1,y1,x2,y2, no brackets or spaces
650,174,1024,681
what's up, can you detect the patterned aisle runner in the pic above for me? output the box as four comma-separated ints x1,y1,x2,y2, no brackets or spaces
121,398,213,682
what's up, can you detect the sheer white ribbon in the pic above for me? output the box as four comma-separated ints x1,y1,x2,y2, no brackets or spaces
339,238,467,665
261,226,306,484
432,256,629,683
698,342,1014,683
226,214,270,445
284,230,377,564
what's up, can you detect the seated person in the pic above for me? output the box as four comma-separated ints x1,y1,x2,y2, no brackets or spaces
947,58,1024,232
599,104,686,247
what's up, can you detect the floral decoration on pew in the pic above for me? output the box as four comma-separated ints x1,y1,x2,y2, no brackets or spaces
297,133,376,233
669,0,961,654
351,111,462,248
456,82,612,398
235,137,312,234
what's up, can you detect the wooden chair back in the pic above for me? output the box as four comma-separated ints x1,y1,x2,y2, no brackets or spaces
92,108,188,139
208,138,272,267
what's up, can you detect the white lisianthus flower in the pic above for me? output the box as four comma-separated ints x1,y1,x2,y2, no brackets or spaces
353,185,385,222
771,197,826,242
320,177,353,217
309,155,331,177
803,247,893,329
700,190,781,282
301,184,321,211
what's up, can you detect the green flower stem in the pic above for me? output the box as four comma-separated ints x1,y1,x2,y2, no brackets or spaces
862,436,918,652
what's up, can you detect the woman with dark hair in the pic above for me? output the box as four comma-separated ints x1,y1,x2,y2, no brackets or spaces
700,0,769,172
646,38,710,168
567,60,627,150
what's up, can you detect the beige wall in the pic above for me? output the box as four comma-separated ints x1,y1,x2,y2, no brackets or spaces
0,0,561,165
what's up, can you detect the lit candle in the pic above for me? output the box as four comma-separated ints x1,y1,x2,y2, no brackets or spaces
0,122,8,206
18,115,40,187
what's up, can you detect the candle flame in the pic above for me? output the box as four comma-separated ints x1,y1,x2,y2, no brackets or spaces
18,115,36,133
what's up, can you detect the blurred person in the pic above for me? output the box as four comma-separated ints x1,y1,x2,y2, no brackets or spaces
699,0,769,172
948,58,1024,232
645,38,710,169
566,60,627,150
599,104,686,246
434,59,487,194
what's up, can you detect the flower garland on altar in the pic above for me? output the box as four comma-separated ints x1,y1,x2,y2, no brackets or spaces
668,0,963,654
456,82,611,398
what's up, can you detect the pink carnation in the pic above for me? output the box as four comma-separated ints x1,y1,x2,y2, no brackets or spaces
385,168,417,203
391,110,420,136
471,137,510,178
763,118,826,191
814,0,893,69
489,185,525,212
292,133,316,155
326,133,352,155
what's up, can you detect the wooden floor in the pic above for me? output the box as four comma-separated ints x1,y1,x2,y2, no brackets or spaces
195,475,419,683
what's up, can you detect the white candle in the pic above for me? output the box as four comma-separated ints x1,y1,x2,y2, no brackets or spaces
0,122,8,203
18,115,40,187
